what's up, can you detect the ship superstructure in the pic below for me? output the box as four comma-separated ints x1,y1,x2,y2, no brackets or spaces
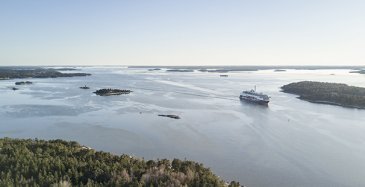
239,87,270,104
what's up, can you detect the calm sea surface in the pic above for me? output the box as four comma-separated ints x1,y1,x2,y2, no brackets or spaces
1,67,365,187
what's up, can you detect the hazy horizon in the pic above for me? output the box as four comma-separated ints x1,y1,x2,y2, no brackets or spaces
1,0,364,66
1,64,365,68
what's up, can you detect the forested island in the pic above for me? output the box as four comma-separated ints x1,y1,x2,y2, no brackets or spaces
274,69,286,72
94,89,132,96
350,70,365,74
281,81,365,109
166,69,194,72
0,67,90,79
47,68,80,71
15,81,33,85
0,138,241,186
130,65,365,72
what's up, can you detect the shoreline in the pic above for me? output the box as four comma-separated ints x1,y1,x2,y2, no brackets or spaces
298,96,365,109
281,90,365,110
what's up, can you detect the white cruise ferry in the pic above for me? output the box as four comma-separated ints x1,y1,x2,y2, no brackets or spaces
239,87,270,104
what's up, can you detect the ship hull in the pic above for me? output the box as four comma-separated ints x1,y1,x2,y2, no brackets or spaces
239,96,269,105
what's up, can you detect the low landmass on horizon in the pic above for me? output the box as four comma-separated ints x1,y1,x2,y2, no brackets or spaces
0,67,90,80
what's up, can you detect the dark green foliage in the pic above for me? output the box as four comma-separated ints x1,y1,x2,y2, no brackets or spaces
15,81,33,85
0,67,90,79
0,138,239,186
228,181,241,187
281,81,365,108
94,89,132,96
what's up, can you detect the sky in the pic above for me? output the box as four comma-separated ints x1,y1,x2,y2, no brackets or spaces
0,0,364,66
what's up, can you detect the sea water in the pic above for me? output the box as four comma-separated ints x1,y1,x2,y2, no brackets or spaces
0,67,364,187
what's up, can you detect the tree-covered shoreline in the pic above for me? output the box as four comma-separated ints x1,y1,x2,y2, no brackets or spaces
281,81,365,109
350,70,365,74
0,138,241,187
0,67,90,79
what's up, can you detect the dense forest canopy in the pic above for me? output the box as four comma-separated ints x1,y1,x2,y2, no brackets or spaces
94,89,132,96
0,67,90,79
0,138,240,187
281,81,365,109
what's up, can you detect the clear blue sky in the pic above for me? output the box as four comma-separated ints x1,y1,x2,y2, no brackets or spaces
0,0,364,66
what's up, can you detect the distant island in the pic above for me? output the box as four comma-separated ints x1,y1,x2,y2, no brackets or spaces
158,114,181,119
350,70,365,74
0,138,241,186
274,69,286,72
15,81,33,85
148,68,161,71
129,65,365,72
0,67,90,79
166,69,194,72
47,67,80,71
281,81,365,109
94,88,132,96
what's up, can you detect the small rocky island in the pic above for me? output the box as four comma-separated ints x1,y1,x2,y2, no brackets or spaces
94,88,132,96
274,69,286,72
148,68,161,71
281,81,365,109
15,81,33,85
0,67,90,79
158,114,181,119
